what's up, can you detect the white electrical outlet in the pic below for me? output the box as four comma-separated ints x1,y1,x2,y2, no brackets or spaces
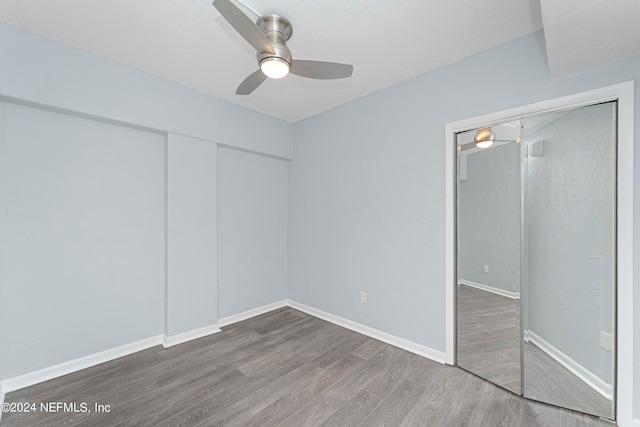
483,265,489,273
360,291,367,304
600,331,613,351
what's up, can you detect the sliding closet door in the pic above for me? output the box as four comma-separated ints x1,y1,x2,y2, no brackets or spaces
522,102,616,419
455,120,522,394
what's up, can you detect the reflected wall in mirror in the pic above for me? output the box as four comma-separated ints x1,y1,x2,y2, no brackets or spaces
522,102,616,419
456,120,522,394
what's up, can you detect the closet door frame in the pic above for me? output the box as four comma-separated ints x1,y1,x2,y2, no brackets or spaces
444,81,634,424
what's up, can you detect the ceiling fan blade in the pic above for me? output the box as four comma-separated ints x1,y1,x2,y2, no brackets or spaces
290,60,353,79
213,0,275,54
236,69,267,95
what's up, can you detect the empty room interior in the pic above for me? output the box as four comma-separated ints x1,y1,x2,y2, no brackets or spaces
1,0,640,426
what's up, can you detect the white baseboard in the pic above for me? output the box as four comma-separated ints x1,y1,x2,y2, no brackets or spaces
525,330,613,400
632,417,640,427
287,300,446,364
0,335,163,394
162,323,222,348
0,303,282,396
218,300,288,328
0,299,445,402
458,279,520,300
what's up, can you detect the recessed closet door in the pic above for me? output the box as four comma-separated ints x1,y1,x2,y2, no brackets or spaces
522,102,616,419
0,102,165,380
456,119,522,394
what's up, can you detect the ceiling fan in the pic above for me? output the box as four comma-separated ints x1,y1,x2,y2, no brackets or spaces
213,0,354,95
458,127,521,152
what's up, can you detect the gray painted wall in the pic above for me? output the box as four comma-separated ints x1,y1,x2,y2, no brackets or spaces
457,142,521,294
0,24,292,381
166,134,218,336
0,23,293,159
0,102,165,379
525,103,615,385
217,147,289,318
290,32,640,418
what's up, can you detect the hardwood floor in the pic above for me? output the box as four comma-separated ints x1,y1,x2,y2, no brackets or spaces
2,307,613,426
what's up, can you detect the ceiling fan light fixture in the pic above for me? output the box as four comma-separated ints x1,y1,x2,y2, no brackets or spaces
475,140,494,149
474,127,495,149
213,0,354,94
260,57,290,79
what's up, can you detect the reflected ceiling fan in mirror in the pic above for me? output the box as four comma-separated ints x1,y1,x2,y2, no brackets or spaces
213,0,354,95
457,127,521,152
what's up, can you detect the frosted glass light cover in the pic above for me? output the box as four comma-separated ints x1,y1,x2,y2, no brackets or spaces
475,140,494,149
260,58,290,79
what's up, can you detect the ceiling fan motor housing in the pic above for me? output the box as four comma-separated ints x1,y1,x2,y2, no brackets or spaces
256,14,293,66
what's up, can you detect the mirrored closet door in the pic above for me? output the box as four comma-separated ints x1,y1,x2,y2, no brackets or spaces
456,101,616,420
456,119,523,395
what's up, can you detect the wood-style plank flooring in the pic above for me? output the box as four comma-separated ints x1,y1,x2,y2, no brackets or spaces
2,307,613,426
524,338,613,418
457,283,614,420
457,284,522,394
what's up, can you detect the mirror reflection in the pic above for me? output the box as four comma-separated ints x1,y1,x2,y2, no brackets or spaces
456,120,522,394
522,103,616,419
455,102,616,421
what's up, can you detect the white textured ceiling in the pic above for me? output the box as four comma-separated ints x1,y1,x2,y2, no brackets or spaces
0,1,636,122
540,0,640,78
